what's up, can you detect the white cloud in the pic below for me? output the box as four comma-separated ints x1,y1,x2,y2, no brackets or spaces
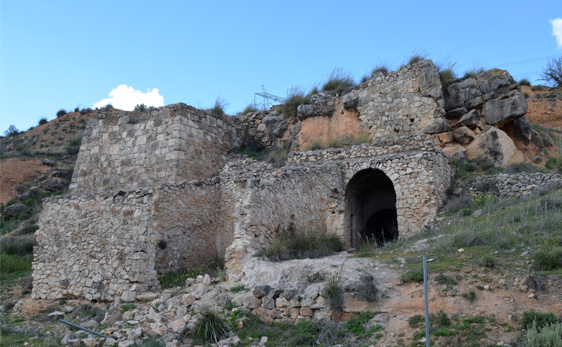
551,18,562,48
93,84,164,110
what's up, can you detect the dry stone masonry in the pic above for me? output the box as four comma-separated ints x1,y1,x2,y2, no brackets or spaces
34,59,540,301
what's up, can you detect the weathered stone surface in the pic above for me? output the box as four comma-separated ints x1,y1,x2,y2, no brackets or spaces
423,118,452,134
43,177,69,192
481,91,527,125
466,127,524,167
446,107,467,120
253,285,271,298
458,110,480,128
512,117,532,144
453,127,476,145
264,114,288,139
442,145,467,162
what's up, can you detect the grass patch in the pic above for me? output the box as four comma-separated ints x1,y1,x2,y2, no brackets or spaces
209,97,228,116
322,274,344,312
282,87,310,118
522,310,562,331
345,312,375,336
533,248,562,271
193,306,232,344
260,224,343,261
400,268,423,283
229,285,248,293
322,67,355,94
461,289,476,303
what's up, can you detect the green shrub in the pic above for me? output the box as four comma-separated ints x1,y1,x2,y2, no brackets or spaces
239,103,259,115
67,136,82,147
0,238,35,256
38,118,48,126
400,268,423,283
533,248,562,271
194,306,231,343
406,51,427,66
531,85,545,91
209,97,228,116
345,312,375,336
371,65,389,76
260,224,344,261
121,304,136,312
56,109,67,118
524,92,530,99
322,275,344,312
230,285,247,293
408,314,424,328
520,78,532,86
437,62,457,85
522,310,561,331
525,322,562,347
463,67,485,79
282,87,310,118
0,253,32,280
322,68,355,94
481,256,496,269
435,273,457,286
462,289,476,302
134,104,148,112
4,125,19,137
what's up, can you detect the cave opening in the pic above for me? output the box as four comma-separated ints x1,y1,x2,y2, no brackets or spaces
345,169,398,247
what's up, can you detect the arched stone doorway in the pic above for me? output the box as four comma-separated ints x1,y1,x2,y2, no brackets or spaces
345,169,398,247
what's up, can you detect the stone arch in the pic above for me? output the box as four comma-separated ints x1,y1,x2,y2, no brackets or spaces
345,168,398,248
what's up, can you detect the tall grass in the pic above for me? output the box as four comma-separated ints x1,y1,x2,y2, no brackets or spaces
322,68,355,94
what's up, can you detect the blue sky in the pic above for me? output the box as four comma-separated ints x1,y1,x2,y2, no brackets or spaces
1,0,561,134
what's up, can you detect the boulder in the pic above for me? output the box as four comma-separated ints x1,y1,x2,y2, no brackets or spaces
453,127,476,145
444,77,483,111
43,177,69,192
342,93,359,109
423,118,451,134
512,117,532,144
458,110,480,128
445,107,467,120
6,204,26,217
466,127,525,167
481,90,526,126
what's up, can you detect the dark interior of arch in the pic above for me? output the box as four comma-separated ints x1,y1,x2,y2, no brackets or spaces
346,169,398,247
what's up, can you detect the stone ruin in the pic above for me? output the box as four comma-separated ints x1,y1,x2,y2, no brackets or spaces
32,60,537,301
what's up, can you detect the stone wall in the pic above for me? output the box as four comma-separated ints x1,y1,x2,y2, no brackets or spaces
32,189,158,300
152,179,229,273
343,60,447,139
70,103,242,192
221,164,342,281
220,137,454,280
470,172,562,199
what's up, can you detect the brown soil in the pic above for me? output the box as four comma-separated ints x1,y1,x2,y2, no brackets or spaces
0,158,50,204
522,86,562,130
291,101,365,150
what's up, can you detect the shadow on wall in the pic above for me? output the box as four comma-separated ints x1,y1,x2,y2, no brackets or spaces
345,169,398,247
